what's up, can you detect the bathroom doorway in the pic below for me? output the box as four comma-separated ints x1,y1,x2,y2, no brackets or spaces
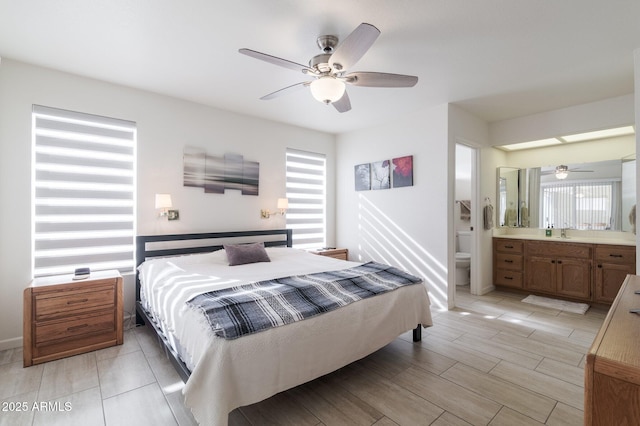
454,143,476,298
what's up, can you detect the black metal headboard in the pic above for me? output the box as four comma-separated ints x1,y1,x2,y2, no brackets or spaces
135,228,292,302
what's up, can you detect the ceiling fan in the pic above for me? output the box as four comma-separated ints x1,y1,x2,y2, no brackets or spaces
542,165,594,180
238,23,418,113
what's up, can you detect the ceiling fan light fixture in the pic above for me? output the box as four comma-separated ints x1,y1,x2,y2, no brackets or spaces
310,76,345,104
555,165,569,180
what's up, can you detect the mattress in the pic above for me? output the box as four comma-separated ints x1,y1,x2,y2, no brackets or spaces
138,247,433,425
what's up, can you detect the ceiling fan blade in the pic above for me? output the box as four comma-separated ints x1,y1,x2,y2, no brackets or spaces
329,23,380,72
345,72,418,87
260,81,311,100
332,91,351,113
239,48,315,74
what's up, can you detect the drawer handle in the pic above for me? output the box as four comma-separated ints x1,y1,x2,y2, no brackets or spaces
67,324,89,332
66,298,89,305
504,259,513,263
503,276,513,280
504,245,514,249
597,264,602,268
609,254,623,258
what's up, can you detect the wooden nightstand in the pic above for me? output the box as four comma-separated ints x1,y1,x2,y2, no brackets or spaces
23,270,123,367
312,248,349,261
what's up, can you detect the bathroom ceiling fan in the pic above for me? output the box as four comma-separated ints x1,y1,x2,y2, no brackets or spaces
238,23,418,113
542,165,594,180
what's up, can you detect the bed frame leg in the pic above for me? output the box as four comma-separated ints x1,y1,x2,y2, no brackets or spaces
413,325,422,342
135,304,146,326
136,312,145,326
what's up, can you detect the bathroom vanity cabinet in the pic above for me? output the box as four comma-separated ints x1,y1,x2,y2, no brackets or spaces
493,237,635,304
525,241,592,300
493,239,524,289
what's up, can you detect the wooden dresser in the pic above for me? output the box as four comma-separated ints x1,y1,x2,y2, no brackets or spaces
585,274,640,425
24,270,123,367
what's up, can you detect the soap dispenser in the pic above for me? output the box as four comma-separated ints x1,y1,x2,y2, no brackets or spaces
545,224,552,237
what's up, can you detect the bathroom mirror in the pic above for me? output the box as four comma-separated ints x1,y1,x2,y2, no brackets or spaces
497,157,636,231
497,167,520,227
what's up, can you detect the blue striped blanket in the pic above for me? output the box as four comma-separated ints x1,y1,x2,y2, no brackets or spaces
186,261,422,340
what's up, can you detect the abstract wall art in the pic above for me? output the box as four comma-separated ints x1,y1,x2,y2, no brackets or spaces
183,146,206,188
184,146,259,196
354,155,414,191
392,155,413,188
354,163,371,191
370,160,391,190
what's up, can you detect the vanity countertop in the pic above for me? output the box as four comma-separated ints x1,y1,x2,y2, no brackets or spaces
493,231,636,246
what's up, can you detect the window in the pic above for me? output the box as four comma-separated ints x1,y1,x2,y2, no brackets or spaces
32,105,136,277
541,180,620,230
285,149,326,249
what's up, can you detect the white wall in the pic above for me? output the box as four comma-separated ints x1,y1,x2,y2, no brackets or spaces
449,105,492,298
0,59,335,349
500,135,635,169
490,94,635,145
335,103,492,310
336,105,451,310
454,144,472,233
478,146,507,294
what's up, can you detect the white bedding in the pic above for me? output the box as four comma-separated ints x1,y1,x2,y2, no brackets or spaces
138,247,432,426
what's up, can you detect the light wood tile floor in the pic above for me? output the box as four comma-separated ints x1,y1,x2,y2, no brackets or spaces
0,287,607,425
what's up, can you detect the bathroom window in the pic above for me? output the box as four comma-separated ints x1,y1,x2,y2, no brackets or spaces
541,180,620,230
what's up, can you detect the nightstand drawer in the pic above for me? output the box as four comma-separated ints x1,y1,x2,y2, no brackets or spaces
35,310,115,345
35,284,115,320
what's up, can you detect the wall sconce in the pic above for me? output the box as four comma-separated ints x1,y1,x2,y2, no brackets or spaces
155,193,179,220
261,198,288,219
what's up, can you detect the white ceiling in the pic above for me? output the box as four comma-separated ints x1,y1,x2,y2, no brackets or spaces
1,1,639,135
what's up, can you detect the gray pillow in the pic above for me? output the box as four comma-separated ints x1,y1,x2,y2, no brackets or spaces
224,242,271,266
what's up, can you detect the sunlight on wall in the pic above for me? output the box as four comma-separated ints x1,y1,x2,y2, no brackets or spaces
357,194,448,310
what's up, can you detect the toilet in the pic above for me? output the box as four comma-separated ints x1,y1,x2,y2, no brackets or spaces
455,230,471,286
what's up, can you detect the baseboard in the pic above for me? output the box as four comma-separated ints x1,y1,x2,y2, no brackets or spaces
123,313,138,331
0,336,23,351
478,284,496,296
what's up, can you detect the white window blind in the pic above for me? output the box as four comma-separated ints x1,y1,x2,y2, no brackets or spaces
285,149,326,249
541,180,619,230
32,105,136,277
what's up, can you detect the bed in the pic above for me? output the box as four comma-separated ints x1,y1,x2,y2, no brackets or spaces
135,229,432,425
